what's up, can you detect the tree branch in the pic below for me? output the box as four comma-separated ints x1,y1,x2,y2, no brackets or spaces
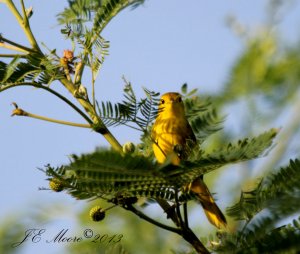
175,188,185,228
183,202,189,228
126,201,210,253
0,82,93,125
155,197,209,253
181,228,210,254
11,105,91,128
0,42,28,53
156,198,180,226
59,77,123,152
4,0,41,51
0,53,27,58
124,204,182,235
0,35,37,53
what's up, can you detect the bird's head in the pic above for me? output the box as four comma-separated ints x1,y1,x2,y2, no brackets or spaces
158,92,185,117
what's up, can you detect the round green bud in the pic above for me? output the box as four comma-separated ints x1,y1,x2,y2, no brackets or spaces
122,142,135,154
49,178,64,192
90,206,105,222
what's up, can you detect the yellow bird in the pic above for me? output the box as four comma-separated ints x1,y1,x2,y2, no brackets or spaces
152,92,226,228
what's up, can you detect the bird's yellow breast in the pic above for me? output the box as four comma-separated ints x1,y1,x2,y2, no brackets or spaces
152,92,195,165
152,116,189,165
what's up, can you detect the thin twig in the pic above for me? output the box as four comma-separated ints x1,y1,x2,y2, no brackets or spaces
181,228,210,254
132,199,209,253
125,204,182,234
0,42,28,53
156,197,209,253
4,0,41,51
183,202,189,228
0,53,27,58
0,35,36,53
59,77,123,152
11,105,91,128
175,188,185,228
0,82,93,125
91,63,96,109
156,198,180,227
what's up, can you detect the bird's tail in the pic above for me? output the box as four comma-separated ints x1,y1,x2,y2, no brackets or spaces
189,177,227,228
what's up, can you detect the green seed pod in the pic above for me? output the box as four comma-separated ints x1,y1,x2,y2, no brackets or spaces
122,142,135,154
90,206,105,222
49,178,64,192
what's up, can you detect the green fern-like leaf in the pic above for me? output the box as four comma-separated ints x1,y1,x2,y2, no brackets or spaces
0,53,63,87
57,0,100,27
137,87,160,129
57,0,143,80
227,158,300,222
45,128,277,203
179,129,278,182
97,82,160,131
96,101,124,127
92,34,109,74
214,216,300,254
92,0,145,35
0,61,6,82
207,159,300,253
97,83,221,135
185,96,224,142
1,56,21,83
46,150,179,201
58,0,144,42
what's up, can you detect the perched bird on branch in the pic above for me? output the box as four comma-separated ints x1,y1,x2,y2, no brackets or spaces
152,92,226,228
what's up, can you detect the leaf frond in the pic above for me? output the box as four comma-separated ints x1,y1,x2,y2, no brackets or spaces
45,127,278,203
179,129,278,183
0,53,63,87
205,159,300,253
96,81,160,131
213,215,300,254
58,0,144,39
92,0,145,35
184,96,224,142
46,149,181,202
227,158,300,221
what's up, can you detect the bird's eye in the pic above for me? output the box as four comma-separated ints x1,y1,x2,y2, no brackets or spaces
161,99,165,104
177,97,182,102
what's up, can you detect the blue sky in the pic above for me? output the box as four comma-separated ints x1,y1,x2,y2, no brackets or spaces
1,0,300,253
